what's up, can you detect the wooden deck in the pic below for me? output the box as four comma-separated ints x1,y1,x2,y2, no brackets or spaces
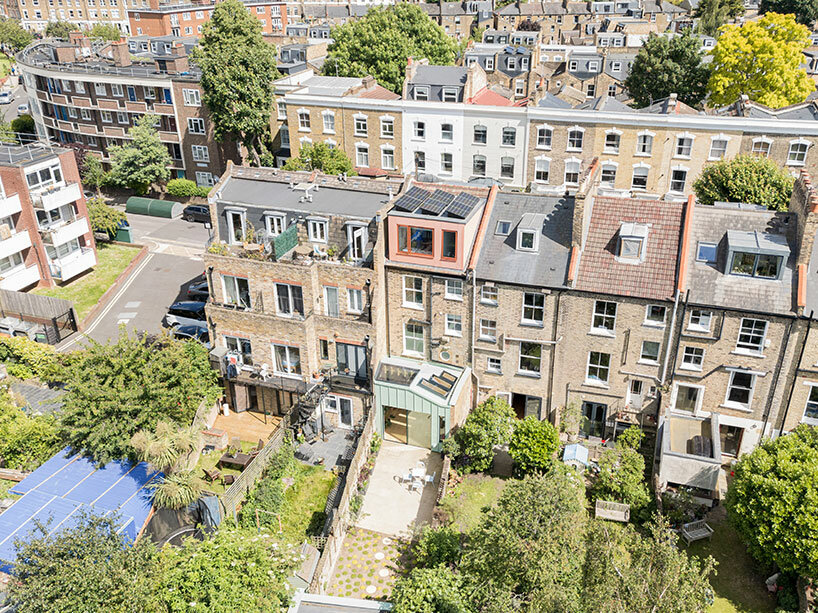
212,410,283,443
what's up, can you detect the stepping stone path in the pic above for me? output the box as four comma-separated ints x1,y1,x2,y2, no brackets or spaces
327,528,403,600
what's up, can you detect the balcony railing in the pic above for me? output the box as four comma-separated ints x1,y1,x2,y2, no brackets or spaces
49,247,96,281
0,193,21,219
39,217,89,245
32,182,81,212
0,230,32,261
0,264,40,291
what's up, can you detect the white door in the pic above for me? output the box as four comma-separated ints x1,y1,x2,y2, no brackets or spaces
338,397,353,428
628,379,644,410
349,225,366,260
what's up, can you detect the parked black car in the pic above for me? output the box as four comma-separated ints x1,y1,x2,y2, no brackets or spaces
172,324,210,348
182,205,210,223
186,280,209,301
164,301,206,328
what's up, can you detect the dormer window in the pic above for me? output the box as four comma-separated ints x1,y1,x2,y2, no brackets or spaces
518,229,537,251
618,222,648,262
442,88,458,102
726,230,789,280
414,87,429,101
516,213,543,252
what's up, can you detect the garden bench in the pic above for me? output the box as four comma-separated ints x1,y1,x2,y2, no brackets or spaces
681,520,714,546
594,499,630,522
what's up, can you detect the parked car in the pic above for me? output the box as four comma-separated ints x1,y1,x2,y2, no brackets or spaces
0,92,11,105
16,103,28,114
186,280,209,301
172,324,211,349
182,205,210,223
164,301,206,328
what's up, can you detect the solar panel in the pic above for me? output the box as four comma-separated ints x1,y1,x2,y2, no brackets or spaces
445,192,480,219
417,190,455,215
393,186,430,212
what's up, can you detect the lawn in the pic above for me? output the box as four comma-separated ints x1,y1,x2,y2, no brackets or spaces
33,242,141,321
688,511,777,613
277,462,336,544
0,478,18,499
437,472,507,533
194,440,257,495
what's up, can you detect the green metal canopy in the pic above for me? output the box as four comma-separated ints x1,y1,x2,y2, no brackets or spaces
125,197,183,218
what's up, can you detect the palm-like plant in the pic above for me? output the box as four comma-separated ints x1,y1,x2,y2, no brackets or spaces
130,420,201,473
150,471,205,510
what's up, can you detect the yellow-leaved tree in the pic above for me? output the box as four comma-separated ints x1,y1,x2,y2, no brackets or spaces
708,12,814,109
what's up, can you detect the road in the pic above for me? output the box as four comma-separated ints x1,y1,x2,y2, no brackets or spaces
59,213,212,350
1,84,27,123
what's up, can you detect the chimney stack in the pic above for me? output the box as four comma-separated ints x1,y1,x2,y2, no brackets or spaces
110,41,131,67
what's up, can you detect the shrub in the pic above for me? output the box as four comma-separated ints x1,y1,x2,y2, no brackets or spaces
452,396,515,474
508,416,559,476
616,425,644,451
391,566,468,613
413,525,462,569
0,337,61,381
693,154,794,210
239,444,294,529
0,390,60,470
165,178,199,197
590,446,651,514
195,185,211,197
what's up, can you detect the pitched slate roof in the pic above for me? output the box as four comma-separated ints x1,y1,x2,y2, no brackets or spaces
575,196,685,300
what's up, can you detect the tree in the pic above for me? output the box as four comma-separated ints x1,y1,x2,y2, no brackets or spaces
444,396,515,473
582,517,716,613
726,425,818,578
695,0,744,37
616,425,644,451
323,4,458,94
508,416,559,476
461,469,588,611
693,154,794,210
391,566,469,613
12,114,36,143
87,197,126,237
590,445,651,513
282,142,355,175
0,390,60,471
760,0,818,25
88,23,122,41
0,19,34,52
625,31,711,109
45,21,77,39
155,527,296,612
57,330,220,465
708,13,814,109
107,115,171,194
190,0,279,163
8,511,158,613
412,525,462,569
81,155,108,194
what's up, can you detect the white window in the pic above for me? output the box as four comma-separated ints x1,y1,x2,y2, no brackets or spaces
631,165,649,190
788,140,809,165
222,275,251,308
522,292,544,325
308,218,327,243
277,101,287,120
535,158,550,183
473,125,487,145
604,131,621,154
442,88,458,102
445,279,463,300
192,145,209,162
500,157,515,179
752,138,771,157
403,276,423,307
381,147,395,170
473,154,486,176
68,107,78,119
356,145,369,167
441,153,453,173
725,371,755,410
592,300,616,333
567,128,584,151
479,318,496,340
681,346,704,370
348,288,363,314
79,108,91,121
354,116,367,136
94,82,106,96
637,132,653,155
322,111,335,133
275,283,304,317
688,309,712,332
413,87,429,101
515,79,525,96
675,134,693,157
182,88,200,106
485,57,494,71
507,57,517,71
670,168,687,192
445,314,462,336
709,137,729,160
564,159,580,186
415,151,426,172
517,227,538,252
272,344,301,376
187,117,205,134
404,323,424,355
441,124,453,141
736,318,767,354
537,126,552,149
601,163,617,187
414,121,425,139
380,117,394,138
116,111,128,124
487,356,502,373
501,127,516,147
481,284,498,304
645,304,666,326
586,351,611,384
519,342,542,375
298,110,310,130
265,213,285,236
640,340,660,363
804,385,818,421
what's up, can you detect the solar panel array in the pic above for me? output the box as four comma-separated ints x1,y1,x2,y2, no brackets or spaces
392,186,481,219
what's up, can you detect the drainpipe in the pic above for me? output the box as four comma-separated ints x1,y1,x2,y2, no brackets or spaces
761,318,794,441
546,289,562,422
770,314,810,439
661,289,681,384
470,270,480,410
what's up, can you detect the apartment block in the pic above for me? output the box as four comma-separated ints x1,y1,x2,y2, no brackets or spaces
128,0,288,38
12,0,130,34
17,35,238,187
0,143,96,291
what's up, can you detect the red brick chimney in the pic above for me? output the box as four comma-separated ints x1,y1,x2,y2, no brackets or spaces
110,41,131,67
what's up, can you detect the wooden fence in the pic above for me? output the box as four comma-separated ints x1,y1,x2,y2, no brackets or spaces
436,456,451,504
308,411,376,594
183,399,220,471
0,289,77,342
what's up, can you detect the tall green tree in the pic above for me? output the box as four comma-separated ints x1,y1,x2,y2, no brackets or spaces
693,154,794,210
107,114,171,194
87,197,126,237
8,511,158,613
190,0,279,164
589,444,651,514
726,425,818,578
708,12,814,108
508,416,559,476
583,518,716,613
88,23,122,41
625,30,711,108
760,0,818,25
0,389,60,471
461,469,588,611
0,18,33,52
45,21,77,39
57,330,220,464
12,114,36,144
443,395,515,473
696,0,744,36
81,155,108,194
392,566,469,613
282,142,356,175
323,4,458,94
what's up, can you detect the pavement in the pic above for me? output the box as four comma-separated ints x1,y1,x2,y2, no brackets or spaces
1,84,27,123
58,212,212,350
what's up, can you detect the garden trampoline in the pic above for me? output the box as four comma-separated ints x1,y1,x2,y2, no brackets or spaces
0,448,161,573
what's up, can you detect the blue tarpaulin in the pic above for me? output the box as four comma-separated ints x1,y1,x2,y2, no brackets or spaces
0,448,161,573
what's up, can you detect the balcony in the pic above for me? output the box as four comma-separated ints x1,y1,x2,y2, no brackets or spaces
0,230,32,261
0,193,21,218
49,247,96,282
657,413,722,497
32,182,82,212
40,217,89,246
0,264,40,291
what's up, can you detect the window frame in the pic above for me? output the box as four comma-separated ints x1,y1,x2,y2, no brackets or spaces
521,292,545,326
